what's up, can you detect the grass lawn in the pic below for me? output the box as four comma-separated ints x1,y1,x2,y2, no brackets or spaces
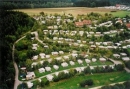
43,71,130,89
109,10,130,17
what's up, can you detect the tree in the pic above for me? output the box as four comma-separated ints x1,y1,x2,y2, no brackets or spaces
80,79,94,87
40,12,44,16
25,59,33,70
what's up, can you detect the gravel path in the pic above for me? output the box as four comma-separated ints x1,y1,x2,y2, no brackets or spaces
13,36,25,89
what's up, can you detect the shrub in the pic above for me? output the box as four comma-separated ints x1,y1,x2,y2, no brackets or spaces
80,79,94,87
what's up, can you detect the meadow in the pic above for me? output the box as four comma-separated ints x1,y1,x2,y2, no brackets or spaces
15,7,130,17
43,71,130,89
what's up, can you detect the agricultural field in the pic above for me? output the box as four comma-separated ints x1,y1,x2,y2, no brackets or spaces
15,7,130,17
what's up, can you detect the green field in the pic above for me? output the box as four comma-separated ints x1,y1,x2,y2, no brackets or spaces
15,7,130,17
43,71,130,89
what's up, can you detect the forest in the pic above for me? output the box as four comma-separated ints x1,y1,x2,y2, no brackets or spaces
0,10,35,88
0,0,130,9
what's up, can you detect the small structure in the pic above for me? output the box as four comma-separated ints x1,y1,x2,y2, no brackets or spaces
75,68,82,73
45,55,50,58
63,56,69,60
61,62,68,67
46,75,53,81
38,68,45,73
32,55,38,60
27,82,33,88
69,61,75,65
45,67,51,72
85,59,91,63
63,70,69,74
77,59,83,64
120,53,127,56
26,72,35,80
113,54,120,58
75,22,84,27
92,58,97,62
99,58,106,62
55,72,59,76
39,53,45,59
52,52,59,55
122,57,130,61
53,65,59,70
59,51,64,54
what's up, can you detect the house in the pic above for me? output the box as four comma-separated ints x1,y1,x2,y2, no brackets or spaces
61,62,68,67
27,82,33,88
45,67,51,72
53,65,59,70
31,62,37,68
63,56,69,60
32,55,38,60
120,53,127,56
59,51,64,54
38,68,45,73
46,75,53,81
63,70,69,74
26,72,35,80
56,57,62,60
55,72,59,76
77,59,83,64
92,58,97,62
85,59,91,63
45,55,50,58
126,23,130,29
122,57,130,61
39,53,45,59
69,61,75,65
113,54,120,58
51,52,59,55
82,20,92,25
99,58,106,62
75,68,82,73
75,22,84,27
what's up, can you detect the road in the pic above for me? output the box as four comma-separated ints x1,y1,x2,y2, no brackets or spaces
31,31,46,46
13,36,25,89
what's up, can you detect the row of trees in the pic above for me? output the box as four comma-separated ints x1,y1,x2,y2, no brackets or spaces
1,0,130,9
101,81,130,89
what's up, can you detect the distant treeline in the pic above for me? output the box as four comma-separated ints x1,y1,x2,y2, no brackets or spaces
0,0,130,9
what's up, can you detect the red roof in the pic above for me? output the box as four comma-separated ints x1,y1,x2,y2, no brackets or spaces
82,20,92,25
75,22,84,27
126,23,130,28
75,20,92,27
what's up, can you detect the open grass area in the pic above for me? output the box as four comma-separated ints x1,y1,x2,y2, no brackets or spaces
14,7,130,17
109,10,130,17
43,71,130,89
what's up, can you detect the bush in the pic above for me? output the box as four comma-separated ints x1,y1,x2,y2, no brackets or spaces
115,64,124,71
80,79,94,87
125,61,130,69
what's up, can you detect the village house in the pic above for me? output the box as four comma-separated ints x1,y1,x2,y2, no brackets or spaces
38,68,45,73
75,20,92,27
126,23,130,29
75,22,84,27
27,82,33,88
26,72,35,80
46,75,53,81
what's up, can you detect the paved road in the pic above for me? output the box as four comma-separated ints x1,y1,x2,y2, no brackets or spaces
13,36,25,89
